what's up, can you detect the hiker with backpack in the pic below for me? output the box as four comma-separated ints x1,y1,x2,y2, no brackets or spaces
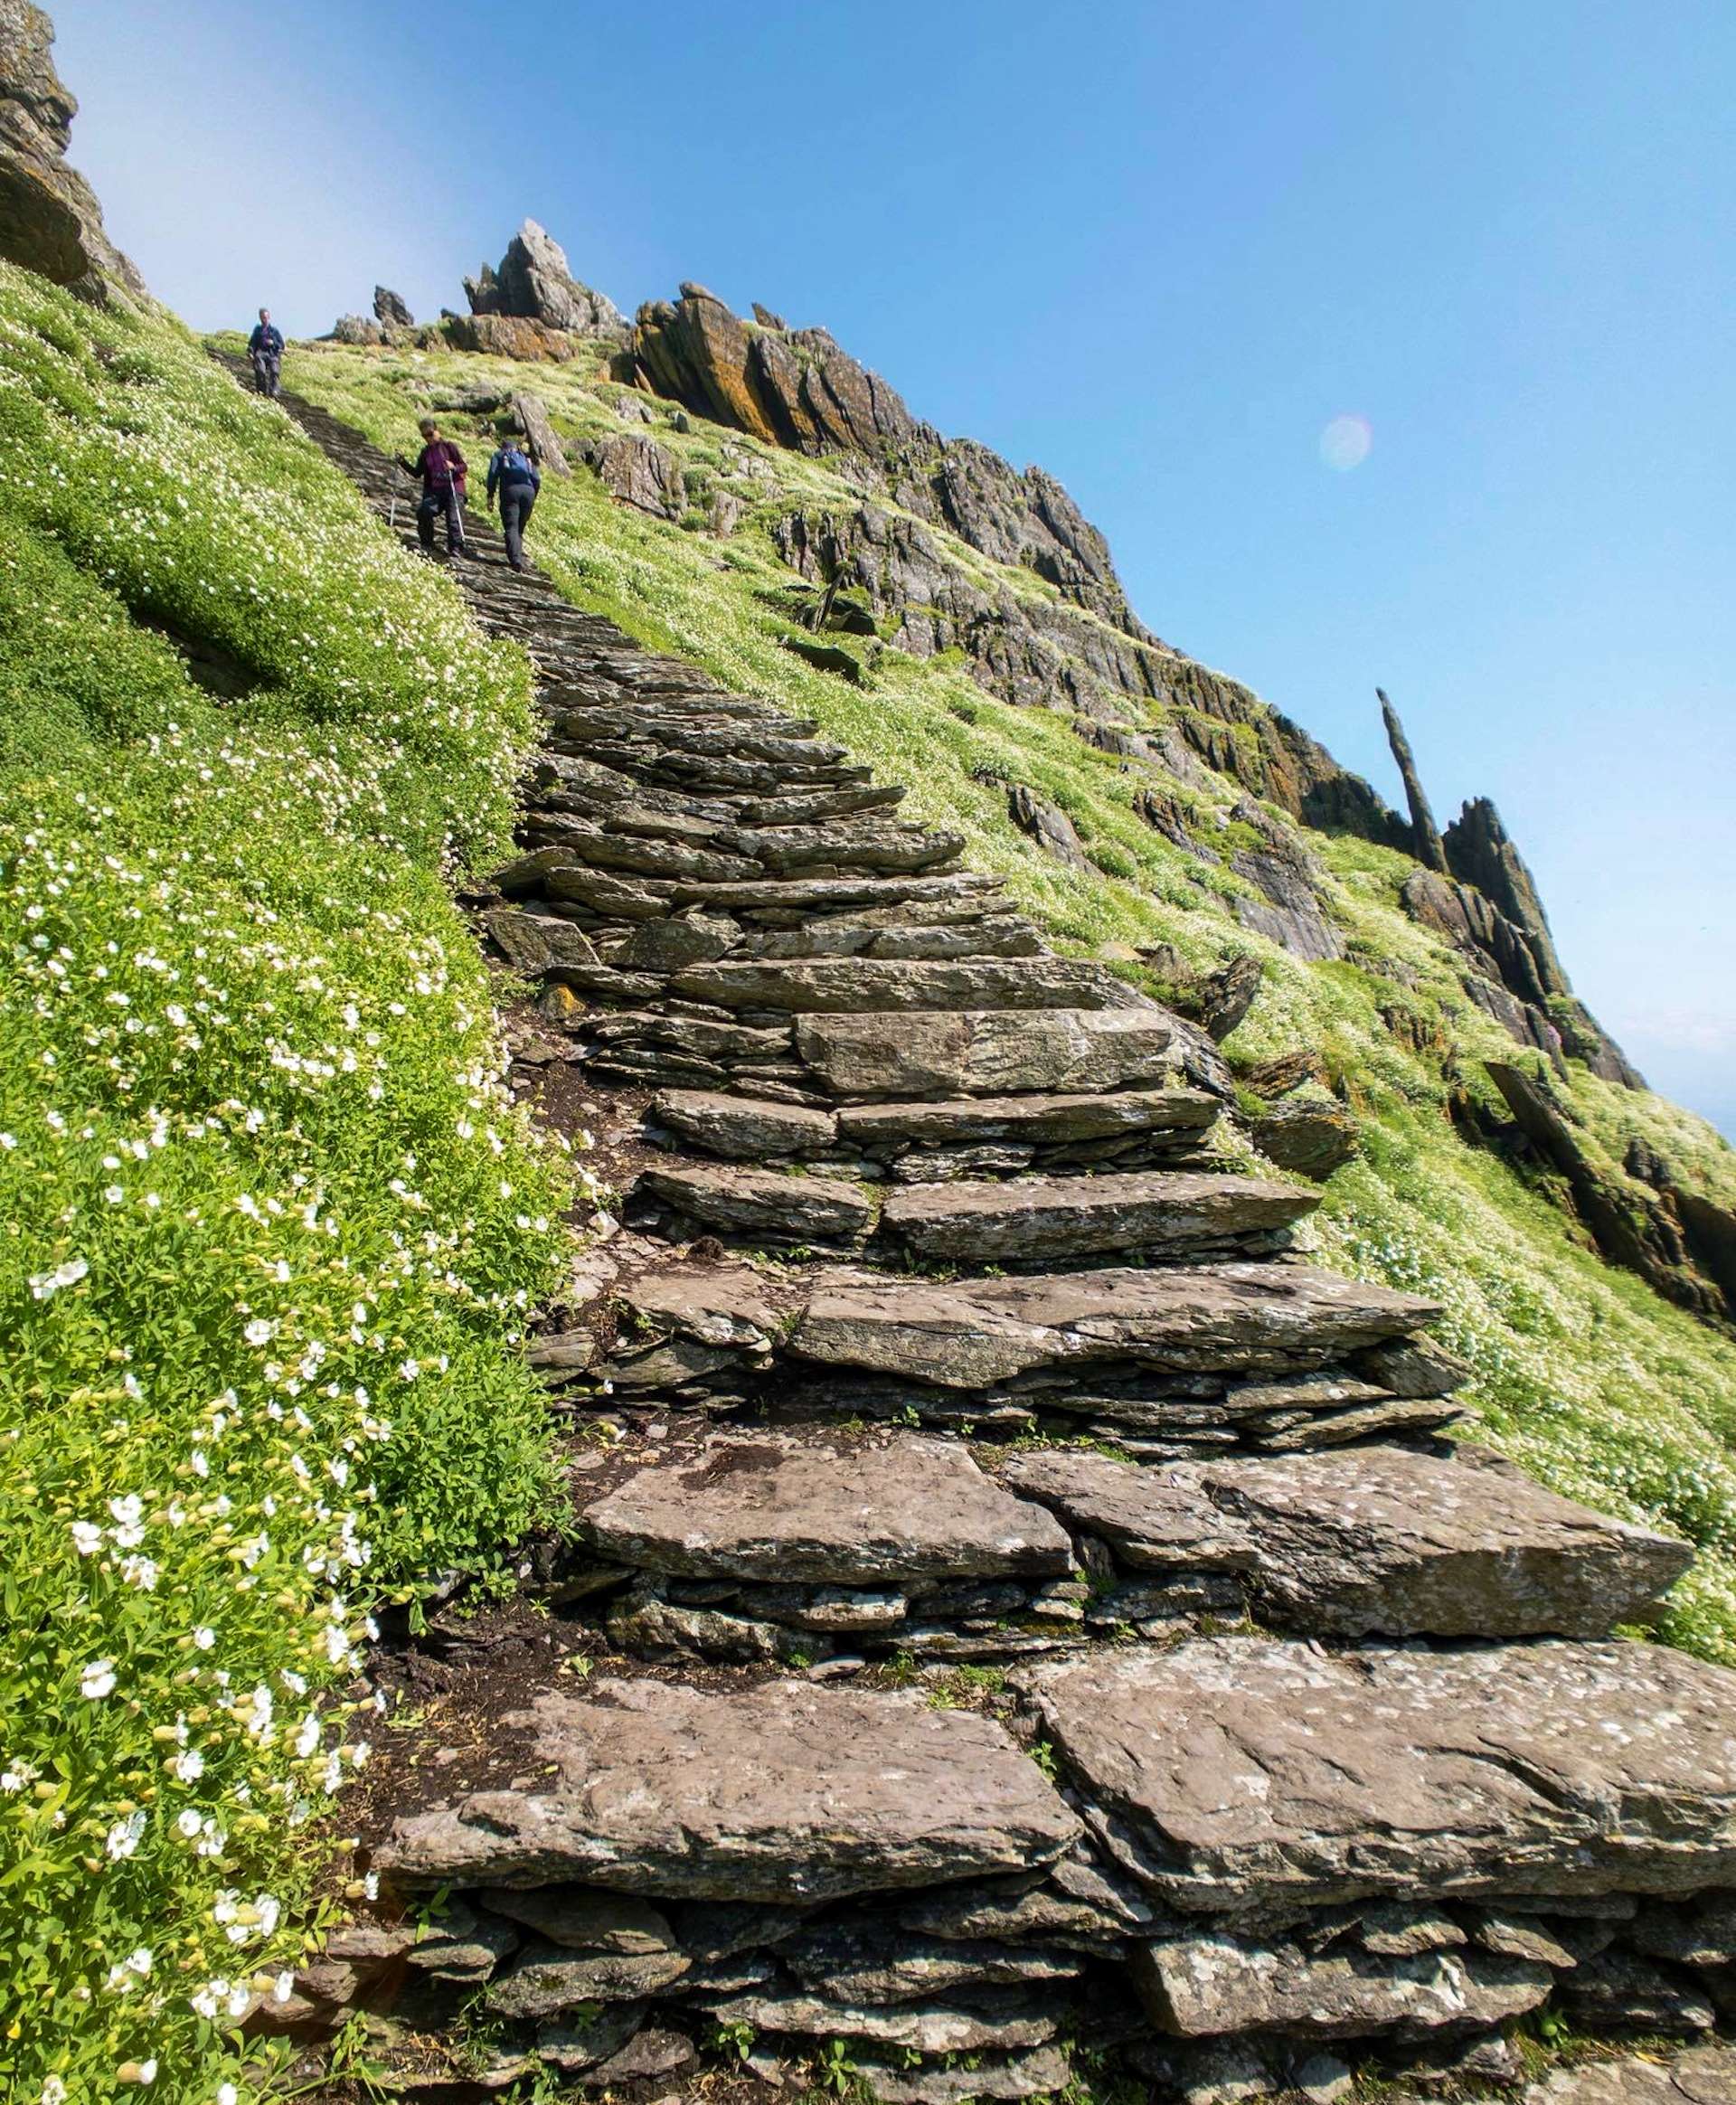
397,418,472,559
247,307,284,397
486,429,542,571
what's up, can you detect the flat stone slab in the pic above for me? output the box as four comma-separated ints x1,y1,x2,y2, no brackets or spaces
880,1172,1317,1265
651,1089,837,1159
791,1263,1440,1391
380,1676,1080,1901
1132,1934,1551,2040
998,1450,1256,1572
578,1430,1073,1583
636,1162,872,1246
1520,2045,1736,2105
837,1088,1221,1150
1019,1637,1736,1911
1002,1446,1690,1638
673,958,1138,1015
1192,1446,1693,1638
796,1006,1178,1098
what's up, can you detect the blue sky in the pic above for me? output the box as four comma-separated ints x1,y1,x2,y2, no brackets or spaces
54,0,1735,1134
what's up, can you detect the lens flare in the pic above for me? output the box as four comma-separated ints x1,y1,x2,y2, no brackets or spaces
1319,413,1373,472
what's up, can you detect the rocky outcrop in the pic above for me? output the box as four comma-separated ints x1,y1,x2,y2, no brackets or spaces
438,311,579,361
373,284,412,328
465,218,625,338
1488,1060,1736,1326
0,0,142,298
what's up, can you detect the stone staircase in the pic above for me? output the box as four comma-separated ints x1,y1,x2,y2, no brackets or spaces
231,359,1736,2103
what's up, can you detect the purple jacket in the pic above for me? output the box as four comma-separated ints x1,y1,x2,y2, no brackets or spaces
407,439,467,492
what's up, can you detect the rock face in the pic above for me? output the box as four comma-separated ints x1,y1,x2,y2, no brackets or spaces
578,1430,1072,1583
0,0,143,297
1021,1638,1736,1910
381,1677,1080,1900
373,284,412,328
1488,1059,1736,1326
465,218,625,337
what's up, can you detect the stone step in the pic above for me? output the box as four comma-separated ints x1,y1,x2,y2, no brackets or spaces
670,958,1146,1016
997,1444,1692,1639
792,1006,1195,1099
879,1169,1319,1267
577,1430,1071,1586
787,1260,1441,1395
631,1162,873,1252
580,1250,1464,1451
643,1082,1222,1175
377,1673,1080,1901
1016,1635,1736,1914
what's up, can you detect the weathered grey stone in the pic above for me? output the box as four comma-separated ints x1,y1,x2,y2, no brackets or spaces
1350,1904,1467,1957
781,1923,1084,2004
1191,1445,1693,1638
579,1430,1072,1583
1020,1638,1736,1911
1558,1949,1718,2034
690,1986,1064,2053
1631,1893,1736,1968
895,1860,1153,1946
380,1676,1079,1899
651,1088,836,1158
589,431,684,516
476,1887,675,1954
675,957,1144,1014
838,1086,1220,1152
997,1449,1256,1572
533,2001,648,2075
605,1585,814,1666
615,913,736,972
482,907,599,974
583,2025,696,2085
1008,783,1090,867
1353,1336,1473,1398
636,1161,872,1246
1248,1097,1359,1179
854,2043,1073,2104
466,218,625,334
1519,2044,1736,2105
880,1169,1317,1264
404,1902,519,1982
791,1261,1441,1391
1132,1933,1552,2039
797,1005,1177,1098
484,1936,690,2016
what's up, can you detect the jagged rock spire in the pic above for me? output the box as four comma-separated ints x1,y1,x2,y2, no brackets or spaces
1377,688,1448,873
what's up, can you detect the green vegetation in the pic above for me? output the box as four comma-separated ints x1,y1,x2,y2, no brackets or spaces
0,269,572,2102
280,331,1736,1664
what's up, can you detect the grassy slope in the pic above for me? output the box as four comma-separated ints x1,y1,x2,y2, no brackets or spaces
276,332,1736,1664
0,273,574,2103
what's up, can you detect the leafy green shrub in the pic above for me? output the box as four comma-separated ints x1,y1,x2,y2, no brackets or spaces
0,266,571,2104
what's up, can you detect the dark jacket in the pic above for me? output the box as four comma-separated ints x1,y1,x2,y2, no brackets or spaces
248,324,284,358
402,439,468,493
486,445,541,502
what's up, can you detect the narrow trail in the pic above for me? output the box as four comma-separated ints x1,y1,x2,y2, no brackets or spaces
226,357,1736,2104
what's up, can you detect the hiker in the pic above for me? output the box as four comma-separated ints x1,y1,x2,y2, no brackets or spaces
397,418,471,559
247,307,284,397
486,429,542,571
